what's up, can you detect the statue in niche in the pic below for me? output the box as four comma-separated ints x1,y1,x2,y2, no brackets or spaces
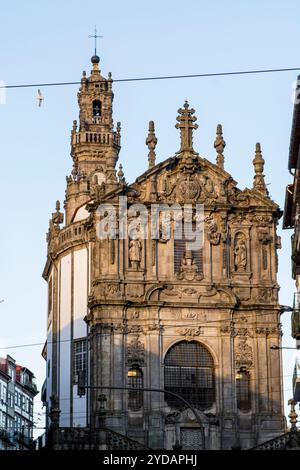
205,177,214,194
176,250,203,281
129,238,142,270
234,234,247,271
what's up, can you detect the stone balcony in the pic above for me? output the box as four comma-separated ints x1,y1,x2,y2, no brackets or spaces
72,130,120,147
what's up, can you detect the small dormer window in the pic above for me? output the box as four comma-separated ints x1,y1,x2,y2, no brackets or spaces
93,99,101,117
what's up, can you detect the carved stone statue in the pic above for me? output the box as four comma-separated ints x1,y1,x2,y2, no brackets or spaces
176,250,203,281
234,235,247,271
129,239,142,270
52,201,64,226
206,216,221,245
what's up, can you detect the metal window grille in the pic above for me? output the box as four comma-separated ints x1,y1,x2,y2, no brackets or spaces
236,370,251,411
73,339,87,384
164,341,215,410
174,222,203,273
128,366,143,411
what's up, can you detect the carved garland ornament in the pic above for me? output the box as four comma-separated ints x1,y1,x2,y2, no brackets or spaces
127,335,145,366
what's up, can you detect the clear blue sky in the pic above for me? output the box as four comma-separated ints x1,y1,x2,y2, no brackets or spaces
0,0,299,430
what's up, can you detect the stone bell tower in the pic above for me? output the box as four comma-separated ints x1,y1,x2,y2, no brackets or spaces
64,54,121,225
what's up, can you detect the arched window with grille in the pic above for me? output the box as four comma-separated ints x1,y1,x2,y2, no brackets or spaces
128,365,143,411
164,341,215,410
92,99,101,117
236,368,251,411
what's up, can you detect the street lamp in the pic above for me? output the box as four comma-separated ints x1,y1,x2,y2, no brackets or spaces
280,305,293,313
270,345,299,350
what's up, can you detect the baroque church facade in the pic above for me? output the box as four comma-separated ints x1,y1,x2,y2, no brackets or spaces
43,53,286,450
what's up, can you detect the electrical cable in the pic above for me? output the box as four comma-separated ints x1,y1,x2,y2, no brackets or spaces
0,66,300,90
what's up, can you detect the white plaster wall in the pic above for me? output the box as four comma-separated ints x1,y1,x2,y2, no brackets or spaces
59,254,72,427
73,205,89,222
73,248,88,426
72,384,87,426
46,267,54,404
73,249,88,339
46,326,52,404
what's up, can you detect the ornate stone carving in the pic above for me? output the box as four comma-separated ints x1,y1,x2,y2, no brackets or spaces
228,188,250,206
256,287,272,302
176,175,201,203
162,285,178,297
233,287,250,301
148,322,162,331
105,283,121,298
176,250,204,281
182,310,198,319
126,284,144,299
256,326,280,335
258,228,273,244
127,325,144,334
235,327,252,338
176,326,202,340
51,201,64,226
235,337,253,368
234,233,247,272
127,335,145,366
113,323,128,334
179,287,198,296
220,325,232,334
90,174,106,201
206,215,221,245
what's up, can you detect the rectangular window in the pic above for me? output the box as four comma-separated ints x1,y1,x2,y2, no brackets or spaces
2,385,7,403
236,370,251,412
8,392,14,408
73,339,87,384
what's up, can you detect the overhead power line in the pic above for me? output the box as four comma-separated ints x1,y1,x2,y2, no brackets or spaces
0,66,300,90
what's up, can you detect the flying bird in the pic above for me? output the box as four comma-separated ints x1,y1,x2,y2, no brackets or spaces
37,89,44,107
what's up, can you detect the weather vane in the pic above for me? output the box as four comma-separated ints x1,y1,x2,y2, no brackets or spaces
88,25,103,56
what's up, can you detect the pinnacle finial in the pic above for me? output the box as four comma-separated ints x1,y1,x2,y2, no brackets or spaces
175,101,198,153
146,121,158,169
51,201,63,227
117,163,126,184
288,399,298,430
252,142,269,196
214,124,226,169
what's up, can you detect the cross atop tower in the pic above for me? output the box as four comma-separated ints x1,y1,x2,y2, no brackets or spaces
175,101,198,153
88,25,103,57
